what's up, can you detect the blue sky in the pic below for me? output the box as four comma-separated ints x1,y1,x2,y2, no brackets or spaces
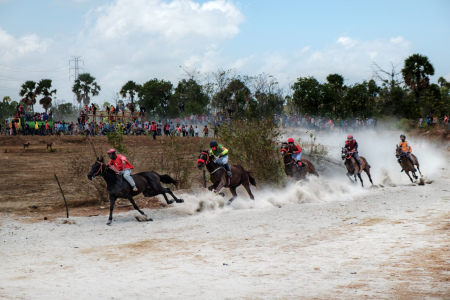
0,0,449,111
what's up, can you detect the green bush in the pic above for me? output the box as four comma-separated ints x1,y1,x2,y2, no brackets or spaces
218,119,285,186
395,118,414,132
106,130,128,154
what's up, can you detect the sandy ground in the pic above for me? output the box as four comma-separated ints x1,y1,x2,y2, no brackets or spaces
1,130,449,299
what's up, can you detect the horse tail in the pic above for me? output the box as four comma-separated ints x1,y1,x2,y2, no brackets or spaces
247,172,257,186
156,173,179,185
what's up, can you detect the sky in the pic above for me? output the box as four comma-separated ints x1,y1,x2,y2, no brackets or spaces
0,0,449,112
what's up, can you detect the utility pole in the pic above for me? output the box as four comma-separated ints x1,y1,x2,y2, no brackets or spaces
69,56,84,107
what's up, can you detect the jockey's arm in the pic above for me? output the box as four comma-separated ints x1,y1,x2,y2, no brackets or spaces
219,147,228,157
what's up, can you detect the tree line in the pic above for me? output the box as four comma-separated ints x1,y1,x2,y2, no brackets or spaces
2,53,449,122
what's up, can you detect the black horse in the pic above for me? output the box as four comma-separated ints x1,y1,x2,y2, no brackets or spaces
87,157,184,225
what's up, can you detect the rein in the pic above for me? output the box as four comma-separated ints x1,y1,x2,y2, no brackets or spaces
94,161,104,176
281,148,295,166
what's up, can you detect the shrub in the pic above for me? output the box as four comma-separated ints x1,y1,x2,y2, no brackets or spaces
217,118,285,186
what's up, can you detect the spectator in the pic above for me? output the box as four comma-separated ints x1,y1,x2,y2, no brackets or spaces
202,125,209,137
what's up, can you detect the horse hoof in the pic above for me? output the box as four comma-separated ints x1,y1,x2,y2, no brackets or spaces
219,192,225,197
176,199,184,203
166,200,174,205
106,220,112,226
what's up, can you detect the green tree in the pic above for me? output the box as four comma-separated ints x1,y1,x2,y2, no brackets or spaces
172,78,209,116
0,100,17,122
323,74,345,118
401,54,435,104
2,96,12,103
72,73,101,106
51,102,77,121
138,78,173,118
120,80,141,112
37,79,57,113
291,76,323,116
19,80,38,113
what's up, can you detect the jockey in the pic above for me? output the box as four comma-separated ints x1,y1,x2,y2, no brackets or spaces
106,149,138,191
209,140,232,178
398,134,416,172
287,138,303,170
344,135,362,172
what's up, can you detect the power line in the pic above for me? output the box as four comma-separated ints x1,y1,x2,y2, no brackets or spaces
0,63,68,73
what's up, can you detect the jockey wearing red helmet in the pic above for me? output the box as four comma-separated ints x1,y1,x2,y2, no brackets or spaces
344,135,362,172
107,149,138,191
287,138,303,169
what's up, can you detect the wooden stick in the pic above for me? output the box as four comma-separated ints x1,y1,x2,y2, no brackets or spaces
54,174,69,218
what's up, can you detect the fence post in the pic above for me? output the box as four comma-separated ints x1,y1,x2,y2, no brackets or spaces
203,169,206,188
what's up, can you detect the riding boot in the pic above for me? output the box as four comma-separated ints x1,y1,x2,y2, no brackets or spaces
409,158,417,172
357,161,363,174
224,164,232,178
297,161,303,174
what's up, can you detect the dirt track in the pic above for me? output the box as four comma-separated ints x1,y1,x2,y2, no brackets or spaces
1,132,449,299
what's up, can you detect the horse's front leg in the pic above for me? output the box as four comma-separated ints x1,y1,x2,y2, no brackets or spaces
128,196,147,217
107,195,117,226
214,179,226,195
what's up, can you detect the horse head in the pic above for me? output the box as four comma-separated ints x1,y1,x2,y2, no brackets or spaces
280,142,289,157
395,144,402,158
87,157,105,180
197,151,210,170
341,147,348,160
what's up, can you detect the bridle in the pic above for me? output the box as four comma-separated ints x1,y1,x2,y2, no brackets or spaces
197,151,222,174
197,151,210,165
280,145,295,166
92,161,104,178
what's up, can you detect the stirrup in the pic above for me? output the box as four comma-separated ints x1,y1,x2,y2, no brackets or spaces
227,171,232,178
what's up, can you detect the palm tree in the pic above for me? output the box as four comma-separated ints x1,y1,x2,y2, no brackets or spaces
2,96,11,103
72,73,101,106
37,79,57,113
19,81,39,113
120,80,141,111
401,54,435,104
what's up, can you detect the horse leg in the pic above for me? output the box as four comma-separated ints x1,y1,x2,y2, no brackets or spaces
243,183,255,200
207,184,216,191
164,188,184,203
417,166,422,176
107,195,117,225
161,192,174,205
406,171,413,183
357,173,364,187
214,180,226,195
346,173,354,183
128,196,147,217
228,187,238,204
365,169,373,185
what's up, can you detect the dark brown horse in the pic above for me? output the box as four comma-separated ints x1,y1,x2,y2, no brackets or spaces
341,148,373,187
280,142,319,180
395,145,422,182
197,151,256,204
88,157,184,225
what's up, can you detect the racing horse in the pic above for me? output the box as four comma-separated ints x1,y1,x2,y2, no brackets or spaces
395,145,422,182
197,151,256,204
341,147,373,187
280,142,319,180
88,157,184,225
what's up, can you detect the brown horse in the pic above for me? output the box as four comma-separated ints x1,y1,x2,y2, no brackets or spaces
395,145,421,182
197,151,256,204
341,148,373,187
280,143,319,180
